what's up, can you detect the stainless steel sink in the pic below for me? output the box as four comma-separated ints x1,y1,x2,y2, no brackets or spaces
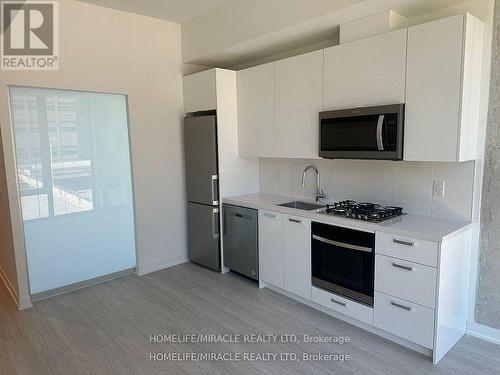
277,201,325,211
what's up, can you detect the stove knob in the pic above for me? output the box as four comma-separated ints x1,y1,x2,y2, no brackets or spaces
363,215,368,220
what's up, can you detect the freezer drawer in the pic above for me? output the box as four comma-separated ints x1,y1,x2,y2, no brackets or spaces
184,113,219,205
223,204,258,280
187,202,220,271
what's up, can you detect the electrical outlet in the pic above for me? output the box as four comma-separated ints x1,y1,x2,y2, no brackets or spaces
433,180,446,198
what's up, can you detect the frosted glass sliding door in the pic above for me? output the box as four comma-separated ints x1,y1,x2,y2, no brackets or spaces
9,87,136,294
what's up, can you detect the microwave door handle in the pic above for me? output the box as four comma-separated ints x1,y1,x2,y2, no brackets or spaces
376,114,385,151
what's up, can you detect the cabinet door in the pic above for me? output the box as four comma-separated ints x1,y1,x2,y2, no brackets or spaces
275,50,323,158
237,63,275,157
258,210,284,288
183,69,217,113
323,28,407,110
283,215,311,299
404,15,464,162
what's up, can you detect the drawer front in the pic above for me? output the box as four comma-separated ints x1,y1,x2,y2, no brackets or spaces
376,232,438,266
374,291,435,349
312,287,373,325
375,254,437,308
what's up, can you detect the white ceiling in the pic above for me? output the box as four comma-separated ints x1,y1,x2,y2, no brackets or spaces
78,0,233,23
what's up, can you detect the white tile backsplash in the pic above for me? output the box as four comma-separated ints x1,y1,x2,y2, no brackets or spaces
396,163,433,216
259,158,475,220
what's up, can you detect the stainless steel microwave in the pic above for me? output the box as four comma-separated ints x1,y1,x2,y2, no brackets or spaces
319,104,405,160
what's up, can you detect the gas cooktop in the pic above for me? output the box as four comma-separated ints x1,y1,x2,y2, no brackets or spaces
321,200,404,223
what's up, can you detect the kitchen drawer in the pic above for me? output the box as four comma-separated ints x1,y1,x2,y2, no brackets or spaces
375,254,437,308
312,287,373,325
374,291,435,349
376,232,438,267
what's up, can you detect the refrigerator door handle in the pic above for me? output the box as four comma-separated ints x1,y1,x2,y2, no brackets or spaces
212,208,220,239
211,175,219,205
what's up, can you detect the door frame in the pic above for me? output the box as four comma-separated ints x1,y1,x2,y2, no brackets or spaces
0,85,139,309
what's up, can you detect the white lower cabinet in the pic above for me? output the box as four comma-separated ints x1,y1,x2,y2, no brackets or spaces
283,215,311,299
253,207,471,363
375,254,437,308
258,210,312,299
258,210,284,288
376,232,438,267
312,287,373,325
374,291,435,349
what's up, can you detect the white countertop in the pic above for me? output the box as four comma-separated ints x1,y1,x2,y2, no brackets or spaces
222,193,472,243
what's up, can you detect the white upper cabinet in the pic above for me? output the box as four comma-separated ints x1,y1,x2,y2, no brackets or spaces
233,13,483,162
323,28,407,110
275,50,323,158
237,63,275,157
404,14,483,162
183,69,217,113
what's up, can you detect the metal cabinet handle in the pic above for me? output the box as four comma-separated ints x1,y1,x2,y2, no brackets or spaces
393,239,414,247
390,301,412,311
330,298,347,307
392,262,414,271
263,212,276,218
288,218,301,223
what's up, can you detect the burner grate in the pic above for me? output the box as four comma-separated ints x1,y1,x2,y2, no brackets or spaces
323,201,403,222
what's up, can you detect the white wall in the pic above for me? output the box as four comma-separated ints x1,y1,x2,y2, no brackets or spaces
0,0,187,306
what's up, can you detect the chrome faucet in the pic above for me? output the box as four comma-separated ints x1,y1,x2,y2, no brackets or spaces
301,165,326,202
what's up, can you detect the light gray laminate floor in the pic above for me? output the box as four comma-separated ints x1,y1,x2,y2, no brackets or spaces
1,262,499,375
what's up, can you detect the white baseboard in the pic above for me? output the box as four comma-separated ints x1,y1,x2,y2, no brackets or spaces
0,265,32,310
18,295,33,310
466,322,500,345
136,254,189,276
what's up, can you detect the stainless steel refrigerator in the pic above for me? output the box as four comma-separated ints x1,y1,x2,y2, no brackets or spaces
184,111,220,271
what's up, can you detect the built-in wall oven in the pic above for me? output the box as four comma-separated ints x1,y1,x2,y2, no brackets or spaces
319,104,404,160
311,222,375,306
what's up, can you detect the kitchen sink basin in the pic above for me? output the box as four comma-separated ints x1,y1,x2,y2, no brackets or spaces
277,201,325,211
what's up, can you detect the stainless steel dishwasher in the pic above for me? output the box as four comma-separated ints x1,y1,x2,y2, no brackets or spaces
223,204,258,280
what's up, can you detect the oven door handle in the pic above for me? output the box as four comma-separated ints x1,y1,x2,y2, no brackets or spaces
312,235,373,253
376,114,385,151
